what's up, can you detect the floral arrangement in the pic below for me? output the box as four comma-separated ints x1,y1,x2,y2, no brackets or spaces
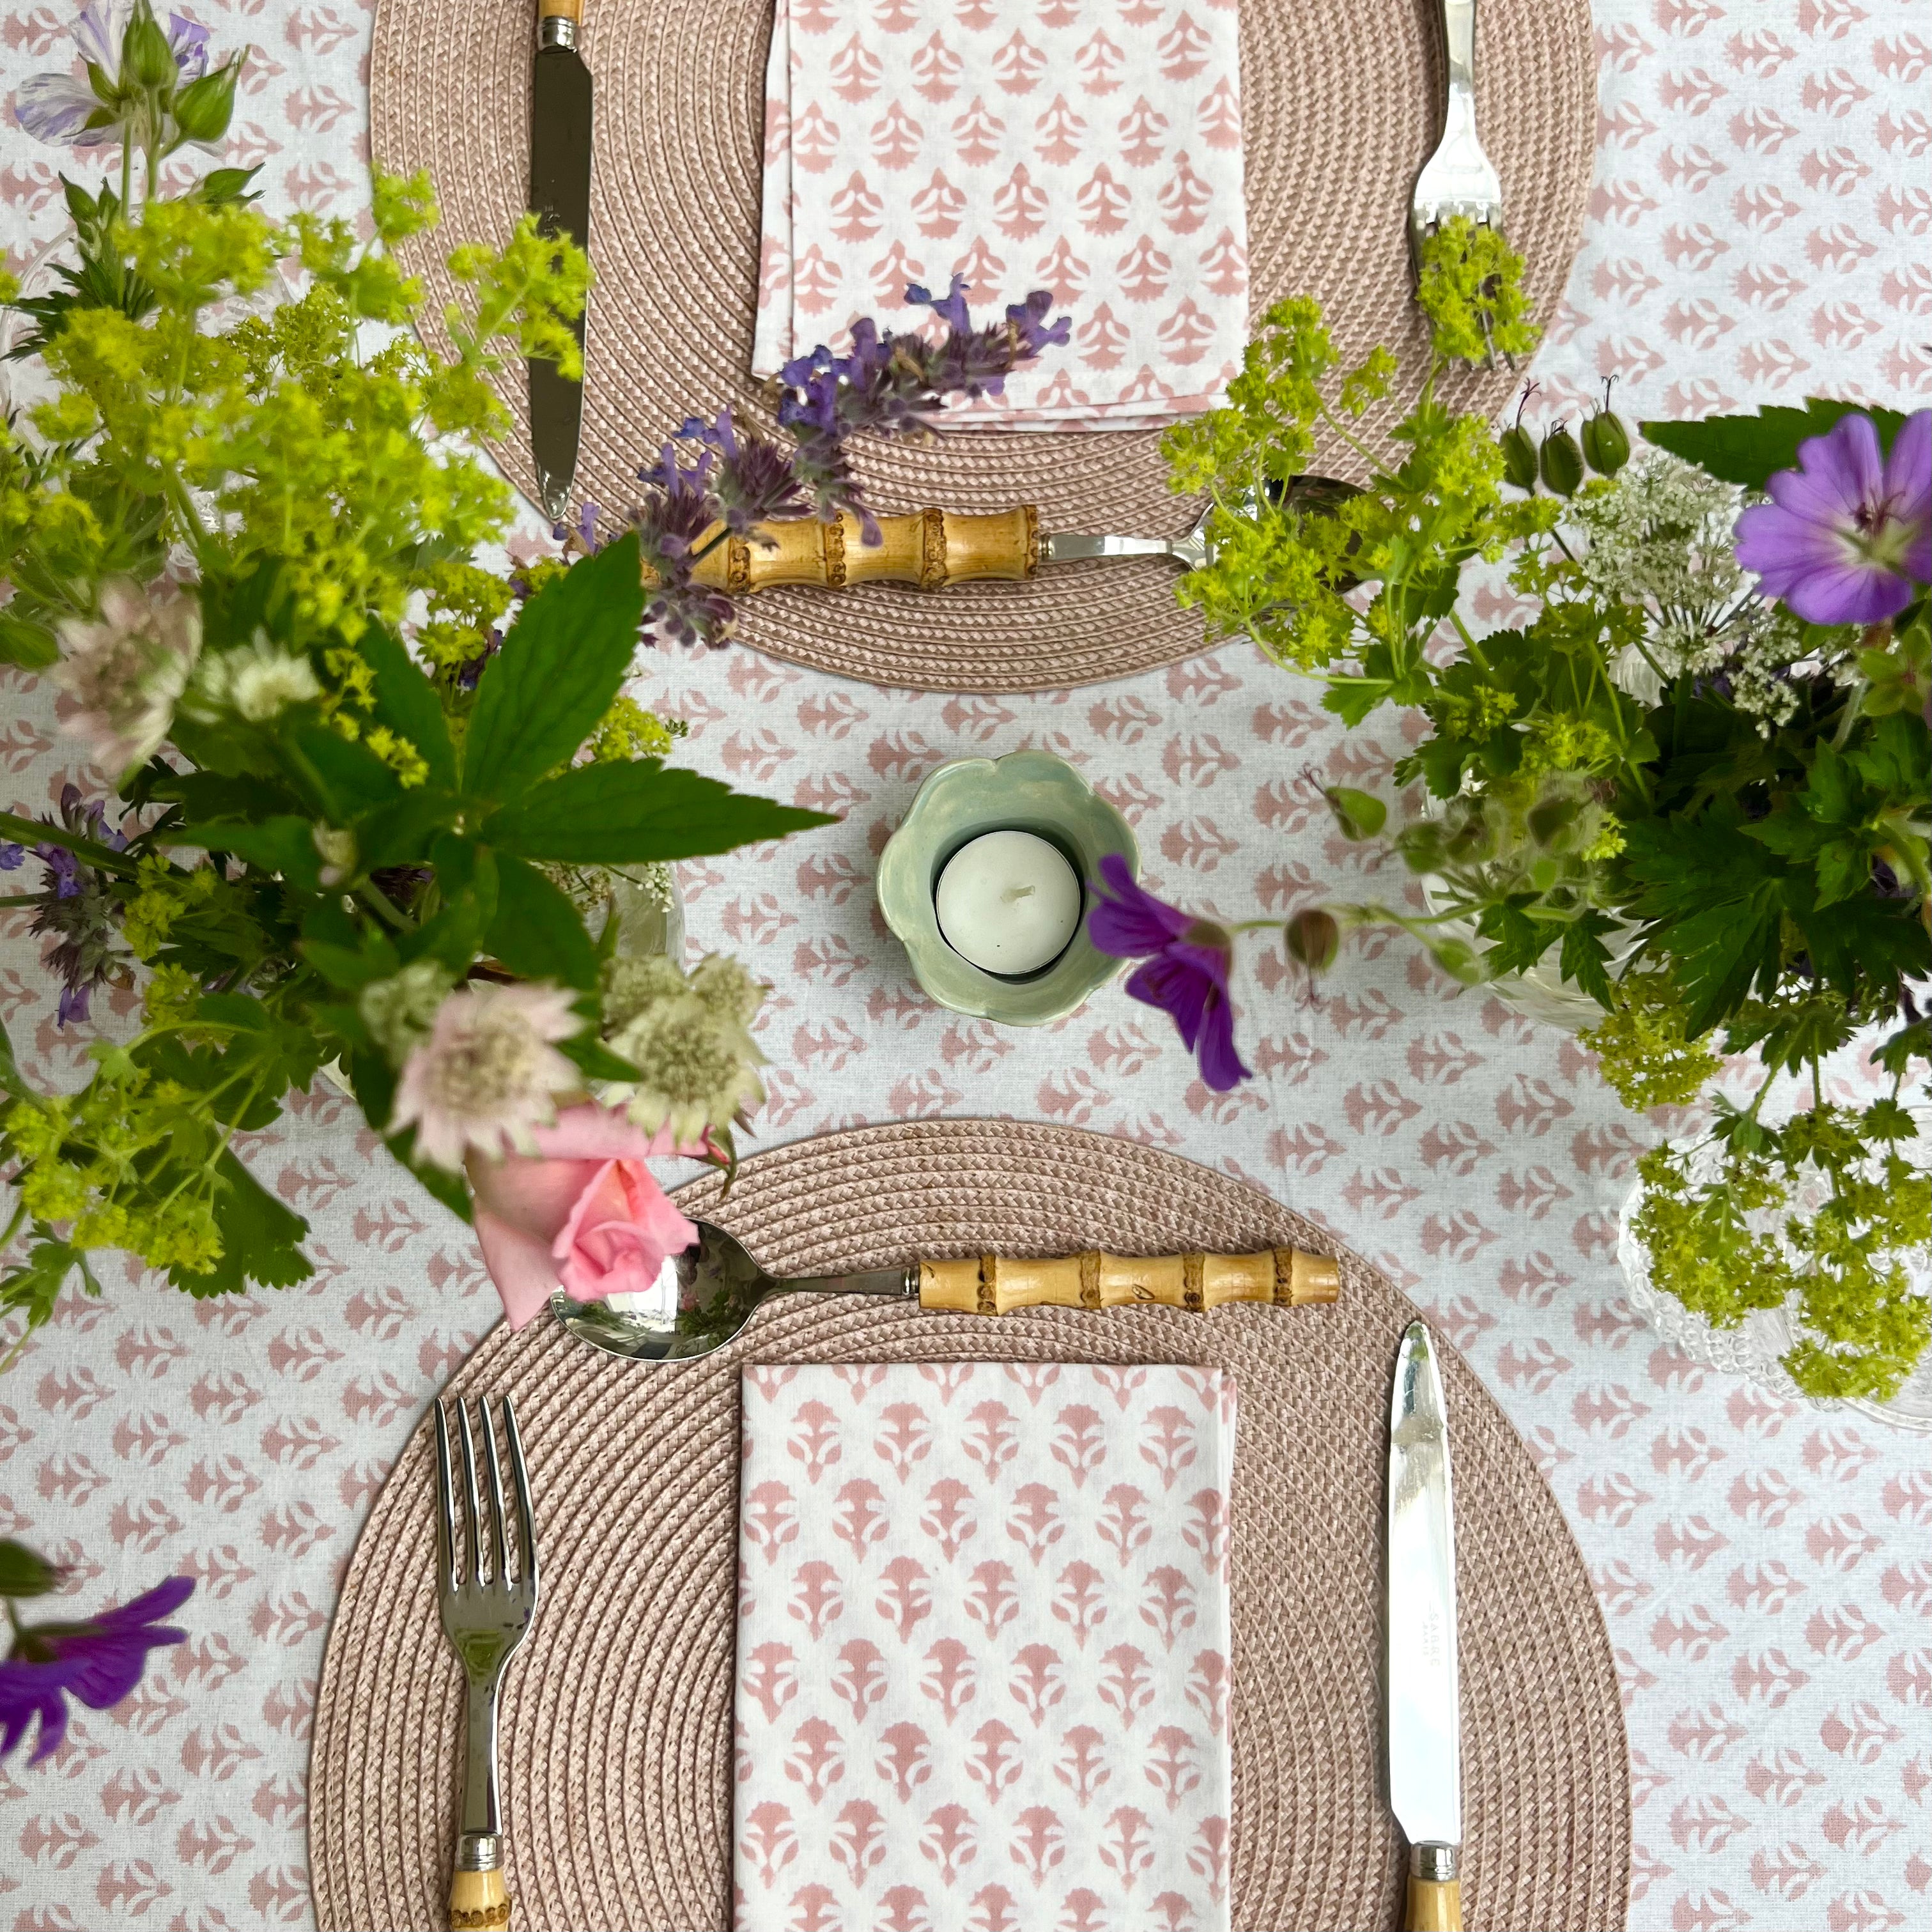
1,1536,190,1763
1094,272,1931,1402
0,0,1066,1348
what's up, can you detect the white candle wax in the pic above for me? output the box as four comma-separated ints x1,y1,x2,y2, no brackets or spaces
934,830,1083,976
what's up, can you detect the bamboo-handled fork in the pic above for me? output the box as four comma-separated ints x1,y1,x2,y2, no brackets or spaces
433,1398,539,1932
1410,0,1508,369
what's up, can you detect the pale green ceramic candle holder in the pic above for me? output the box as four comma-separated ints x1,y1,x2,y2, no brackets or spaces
877,749,1139,1025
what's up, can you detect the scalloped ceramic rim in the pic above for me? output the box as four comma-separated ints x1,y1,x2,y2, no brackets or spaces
877,750,1138,1024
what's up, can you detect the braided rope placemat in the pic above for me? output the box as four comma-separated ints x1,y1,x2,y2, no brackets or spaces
308,1120,1630,1929
368,0,1592,692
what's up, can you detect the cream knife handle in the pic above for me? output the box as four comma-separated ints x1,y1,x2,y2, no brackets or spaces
681,507,1039,592
1405,1846,1462,1931
918,1248,1340,1315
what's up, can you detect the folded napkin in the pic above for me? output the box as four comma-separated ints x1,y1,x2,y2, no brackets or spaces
752,0,1249,427
732,1361,1237,1932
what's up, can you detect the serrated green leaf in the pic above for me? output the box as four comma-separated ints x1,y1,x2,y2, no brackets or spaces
484,759,833,865
356,624,458,792
356,789,461,873
167,815,322,888
286,722,404,819
1640,400,1907,490
0,1018,26,1102
483,854,600,990
462,534,645,801
1559,917,1616,1009
166,1149,313,1298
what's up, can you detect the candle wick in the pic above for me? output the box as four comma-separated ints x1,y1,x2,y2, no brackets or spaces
1003,885,1036,903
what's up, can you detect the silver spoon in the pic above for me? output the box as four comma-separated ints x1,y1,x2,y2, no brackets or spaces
552,1221,1341,1361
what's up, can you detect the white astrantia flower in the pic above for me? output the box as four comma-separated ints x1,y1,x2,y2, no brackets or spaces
182,630,322,724
390,980,584,1170
605,993,766,1147
359,958,456,1064
686,952,766,1028
52,576,201,776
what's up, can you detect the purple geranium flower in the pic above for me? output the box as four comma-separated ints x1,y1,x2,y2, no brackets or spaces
1087,854,1252,1092
1734,410,1931,626
1,1575,192,1765
15,0,211,147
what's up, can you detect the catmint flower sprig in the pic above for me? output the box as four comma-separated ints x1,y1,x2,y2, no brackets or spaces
612,277,1070,648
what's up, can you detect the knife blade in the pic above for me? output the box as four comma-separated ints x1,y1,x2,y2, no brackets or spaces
1387,1319,1464,1931
528,0,593,525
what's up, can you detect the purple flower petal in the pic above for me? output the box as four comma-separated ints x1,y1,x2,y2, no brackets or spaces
0,1660,72,1764
13,73,103,144
1086,854,1193,957
1193,984,1253,1092
1885,409,1930,582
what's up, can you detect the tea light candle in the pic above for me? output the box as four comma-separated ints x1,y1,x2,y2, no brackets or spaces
935,830,1083,976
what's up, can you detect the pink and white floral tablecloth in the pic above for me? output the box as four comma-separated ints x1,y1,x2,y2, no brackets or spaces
1,1,1929,1926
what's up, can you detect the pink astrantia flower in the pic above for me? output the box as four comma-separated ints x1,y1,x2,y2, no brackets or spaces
15,0,210,147
466,1102,700,1329
1733,410,1931,626
51,576,201,778
390,980,583,1171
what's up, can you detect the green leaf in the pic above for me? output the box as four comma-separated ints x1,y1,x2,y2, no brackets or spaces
299,939,395,991
462,534,645,801
1320,678,1393,728
1640,399,1908,490
355,789,461,874
484,854,600,989
285,722,404,819
1414,734,1472,799
0,1538,63,1598
146,768,300,823
0,1239,79,1331
356,624,458,792
1559,916,1616,1010
347,1046,398,1135
167,815,323,888
560,1032,645,1083
484,759,833,864
0,611,59,668
0,1018,26,1102
167,1149,313,1299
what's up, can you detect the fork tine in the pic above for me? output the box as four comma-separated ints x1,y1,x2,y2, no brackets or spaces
477,1398,511,1586
431,1400,457,1588
502,1396,538,1595
455,1397,483,1586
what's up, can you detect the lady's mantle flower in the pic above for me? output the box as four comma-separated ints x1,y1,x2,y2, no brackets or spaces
1088,854,1252,1092
15,0,209,146
601,952,767,1145
390,980,584,1170
51,578,201,777
0,1574,192,1765
1735,410,1931,626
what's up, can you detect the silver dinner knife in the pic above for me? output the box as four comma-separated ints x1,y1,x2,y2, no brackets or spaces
528,0,593,523
1388,1320,1464,1931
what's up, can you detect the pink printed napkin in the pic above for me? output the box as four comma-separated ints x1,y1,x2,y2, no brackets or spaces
732,1361,1237,1932
751,0,1249,428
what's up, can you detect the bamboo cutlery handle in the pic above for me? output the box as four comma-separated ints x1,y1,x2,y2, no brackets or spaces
681,506,1040,594
917,1246,1340,1316
1405,1874,1462,1930
449,1866,511,1930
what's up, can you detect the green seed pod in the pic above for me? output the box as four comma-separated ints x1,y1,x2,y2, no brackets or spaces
1285,908,1340,974
1526,795,1580,847
1540,422,1584,498
1499,423,1538,492
173,58,239,144
121,2,178,92
1581,407,1632,477
1324,785,1387,842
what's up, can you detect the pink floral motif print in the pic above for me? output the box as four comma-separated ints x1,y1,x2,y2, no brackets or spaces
733,1363,1236,1930
752,0,1247,427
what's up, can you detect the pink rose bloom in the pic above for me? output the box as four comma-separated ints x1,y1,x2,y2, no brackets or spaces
466,1103,700,1330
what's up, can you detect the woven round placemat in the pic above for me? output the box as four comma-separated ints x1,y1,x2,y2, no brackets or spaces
369,0,1592,692
309,1120,1628,1929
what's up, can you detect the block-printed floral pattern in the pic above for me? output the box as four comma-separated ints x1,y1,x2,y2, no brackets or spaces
1,1,1930,1926
731,1363,1237,1932
753,0,1247,423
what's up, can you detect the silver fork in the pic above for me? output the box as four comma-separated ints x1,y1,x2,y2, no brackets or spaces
1410,0,1507,367
433,1396,539,1932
